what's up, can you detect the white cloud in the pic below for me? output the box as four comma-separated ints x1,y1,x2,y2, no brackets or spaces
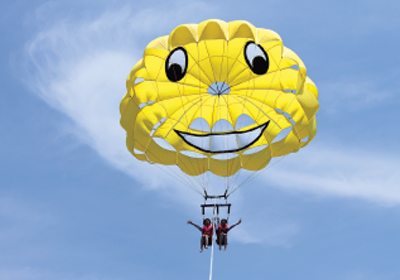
319,78,395,115
255,144,400,206
21,0,400,248
23,2,217,190
230,220,300,247
25,2,400,201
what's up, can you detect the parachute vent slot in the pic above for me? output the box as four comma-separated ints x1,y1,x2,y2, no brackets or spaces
272,127,293,143
134,148,145,154
153,138,176,151
275,109,295,125
134,77,145,84
284,89,297,94
139,101,155,109
150,117,167,136
300,135,309,143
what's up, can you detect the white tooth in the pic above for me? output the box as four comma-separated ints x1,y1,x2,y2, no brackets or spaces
212,120,234,132
189,118,210,132
235,114,256,130
210,134,238,152
236,128,262,148
184,135,210,151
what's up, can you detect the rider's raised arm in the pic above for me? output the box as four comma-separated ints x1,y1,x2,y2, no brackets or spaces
187,221,202,231
227,219,242,232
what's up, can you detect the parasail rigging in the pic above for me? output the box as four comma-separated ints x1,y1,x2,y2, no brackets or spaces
119,19,319,279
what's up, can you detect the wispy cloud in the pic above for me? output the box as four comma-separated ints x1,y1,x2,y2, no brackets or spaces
23,1,400,203
319,78,396,115
23,2,217,189
231,220,300,247
256,144,400,206
20,0,400,249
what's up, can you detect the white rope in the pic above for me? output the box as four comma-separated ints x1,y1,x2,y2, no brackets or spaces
208,205,217,280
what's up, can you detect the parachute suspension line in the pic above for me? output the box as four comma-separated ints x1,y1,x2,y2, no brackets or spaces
227,118,312,197
210,38,242,196
131,133,199,192
227,58,310,196
164,96,217,192
132,135,203,193
186,98,216,192
130,93,205,194
202,196,207,221
227,155,287,197
226,71,284,193
225,196,230,222
224,34,241,196
148,162,204,196
218,95,229,195
196,41,209,195
223,50,259,195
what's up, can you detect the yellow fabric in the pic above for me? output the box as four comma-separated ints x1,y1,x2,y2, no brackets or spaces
120,19,319,177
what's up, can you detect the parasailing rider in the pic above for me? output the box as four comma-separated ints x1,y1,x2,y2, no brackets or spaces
216,218,242,251
187,218,214,253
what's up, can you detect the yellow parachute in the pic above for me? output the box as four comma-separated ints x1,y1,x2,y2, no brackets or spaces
120,19,319,179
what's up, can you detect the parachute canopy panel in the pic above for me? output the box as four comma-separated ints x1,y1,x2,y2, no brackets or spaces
120,19,319,177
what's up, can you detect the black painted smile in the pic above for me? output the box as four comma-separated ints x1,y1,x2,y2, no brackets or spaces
174,121,270,154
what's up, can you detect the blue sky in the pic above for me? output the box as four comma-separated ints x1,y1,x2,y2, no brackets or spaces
1,0,400,279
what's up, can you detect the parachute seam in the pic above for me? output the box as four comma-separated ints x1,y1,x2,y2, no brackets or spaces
234,96,282,129
176,97,214,182
203,41,217,83
186,48,214,84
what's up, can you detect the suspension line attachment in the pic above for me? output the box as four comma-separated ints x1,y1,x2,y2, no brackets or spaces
203,189,228,200
201,189,231,218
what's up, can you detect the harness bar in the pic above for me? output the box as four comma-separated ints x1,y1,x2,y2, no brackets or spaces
201,203,231,215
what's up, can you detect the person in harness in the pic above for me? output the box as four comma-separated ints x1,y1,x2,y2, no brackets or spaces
216,218,241,251
187,218,214,253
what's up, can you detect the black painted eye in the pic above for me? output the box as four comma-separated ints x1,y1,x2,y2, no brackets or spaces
244,41,269,75
165,47,188,82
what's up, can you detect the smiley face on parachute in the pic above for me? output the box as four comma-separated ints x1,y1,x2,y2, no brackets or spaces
120,19,319,177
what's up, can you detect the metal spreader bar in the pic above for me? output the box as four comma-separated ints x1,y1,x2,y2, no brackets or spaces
201,203,231,216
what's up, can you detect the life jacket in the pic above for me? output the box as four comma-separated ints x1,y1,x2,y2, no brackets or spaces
218,224,229,235
202,225,213,237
